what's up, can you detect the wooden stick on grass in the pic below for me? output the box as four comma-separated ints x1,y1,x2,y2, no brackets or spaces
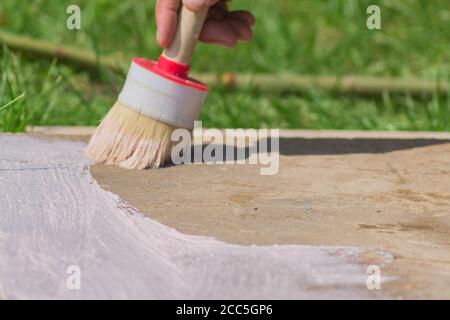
0,29,126,74
195,73,450,97
1,29,448,97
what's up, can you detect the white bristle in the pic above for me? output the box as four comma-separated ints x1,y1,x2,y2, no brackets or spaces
86,102,174,170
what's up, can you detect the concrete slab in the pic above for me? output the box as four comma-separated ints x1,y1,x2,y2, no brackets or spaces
2,128,450,299
2,134,385,299
91,129,450,299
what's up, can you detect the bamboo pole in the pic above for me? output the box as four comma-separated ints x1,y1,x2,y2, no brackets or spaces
192,73,450,96
0,29,126,73
1,29,448,97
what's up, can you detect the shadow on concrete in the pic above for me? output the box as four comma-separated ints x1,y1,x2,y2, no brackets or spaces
171,138,450,164
278,138,450,156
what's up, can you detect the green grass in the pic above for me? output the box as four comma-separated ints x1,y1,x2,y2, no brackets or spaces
0,0,449,131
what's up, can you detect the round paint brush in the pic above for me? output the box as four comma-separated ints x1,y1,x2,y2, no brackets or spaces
86,5,209,169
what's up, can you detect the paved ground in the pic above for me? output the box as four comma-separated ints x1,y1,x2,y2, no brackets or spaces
5,127,450,299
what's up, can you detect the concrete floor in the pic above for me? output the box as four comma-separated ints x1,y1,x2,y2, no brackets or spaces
6,127,450,299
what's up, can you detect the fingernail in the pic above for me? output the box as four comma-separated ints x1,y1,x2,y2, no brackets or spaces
185,0,208,10
156,28,164,47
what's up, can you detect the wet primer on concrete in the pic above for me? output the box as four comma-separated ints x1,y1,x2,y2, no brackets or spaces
0,134,379,299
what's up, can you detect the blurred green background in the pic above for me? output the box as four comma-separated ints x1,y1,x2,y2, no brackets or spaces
0,0,449,132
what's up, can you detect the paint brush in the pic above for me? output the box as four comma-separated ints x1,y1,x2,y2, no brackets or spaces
86,5,209,169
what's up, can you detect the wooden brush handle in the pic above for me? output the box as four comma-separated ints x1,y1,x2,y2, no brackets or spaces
163,5,209,65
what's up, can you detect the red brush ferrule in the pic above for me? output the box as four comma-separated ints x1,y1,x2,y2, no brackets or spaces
132,57,208,91
156,55,190,79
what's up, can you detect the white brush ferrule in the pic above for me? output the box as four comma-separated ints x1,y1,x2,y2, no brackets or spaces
118,60,207,129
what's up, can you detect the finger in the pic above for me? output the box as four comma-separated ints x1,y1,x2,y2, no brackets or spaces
199,19,238,48
211,0,228,13
227,10,256,26
155,0,181,48
208,1,228,19
227,18,253,42
183,0,221,12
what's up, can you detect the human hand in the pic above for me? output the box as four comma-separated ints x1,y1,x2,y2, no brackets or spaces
156,0,255,48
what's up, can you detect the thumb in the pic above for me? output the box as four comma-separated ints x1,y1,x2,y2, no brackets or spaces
182,0,220,11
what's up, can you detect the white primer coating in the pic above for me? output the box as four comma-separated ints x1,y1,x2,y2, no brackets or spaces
0,135,377,299
118,61,207,129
